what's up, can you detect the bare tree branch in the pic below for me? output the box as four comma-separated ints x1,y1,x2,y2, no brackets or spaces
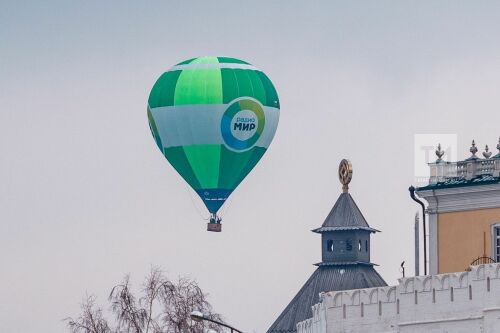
67,268,225,333
65,294,111,333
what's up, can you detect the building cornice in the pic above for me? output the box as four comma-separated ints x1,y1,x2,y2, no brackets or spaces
416,183,500,213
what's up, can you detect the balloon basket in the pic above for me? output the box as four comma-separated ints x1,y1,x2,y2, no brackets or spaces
207,222,222,232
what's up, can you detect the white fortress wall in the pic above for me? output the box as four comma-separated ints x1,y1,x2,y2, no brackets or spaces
297,263,500,333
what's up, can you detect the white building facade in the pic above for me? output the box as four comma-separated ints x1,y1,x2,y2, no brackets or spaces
297,263,500,333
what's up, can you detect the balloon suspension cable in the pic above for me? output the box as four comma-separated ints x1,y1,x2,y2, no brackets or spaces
184,185,210,220
217,196,233,219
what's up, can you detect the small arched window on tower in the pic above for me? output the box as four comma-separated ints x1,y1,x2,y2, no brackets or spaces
365,240,368,252
358,240,362,251
327,240,333,252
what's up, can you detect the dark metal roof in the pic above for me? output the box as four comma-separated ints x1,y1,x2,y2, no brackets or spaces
267,264,387,333
313,193,374,232
312,226,379,233
417,175,499,191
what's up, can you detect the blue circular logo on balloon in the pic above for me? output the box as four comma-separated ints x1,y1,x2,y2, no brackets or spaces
221,98,266,151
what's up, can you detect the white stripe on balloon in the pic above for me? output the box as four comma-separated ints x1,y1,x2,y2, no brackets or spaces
169,63,258,71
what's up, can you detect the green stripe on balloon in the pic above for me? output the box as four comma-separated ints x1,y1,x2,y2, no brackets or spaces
183,144,221,188
235,147,266,186
217,57,249,64
174,68,223,105
247,70,267,105
220,69,269,107
257,71,279,108
163,146,201,190
221,69,239,104
217,146,254,189
190,56,219,64
148,70,182,108
217,146,266,189
234,69,254,98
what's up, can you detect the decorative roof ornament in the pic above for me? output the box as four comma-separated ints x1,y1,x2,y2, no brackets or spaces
468,140,478,160
338,159,353,193
435,143,445,162
483,145,492,159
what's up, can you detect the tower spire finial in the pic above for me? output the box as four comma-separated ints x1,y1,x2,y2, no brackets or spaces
338,159,353,193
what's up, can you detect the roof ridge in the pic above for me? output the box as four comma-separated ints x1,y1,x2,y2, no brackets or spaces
320,192,371,229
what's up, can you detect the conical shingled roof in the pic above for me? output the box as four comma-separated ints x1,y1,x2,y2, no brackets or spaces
312,193,379,233
267,265,387,333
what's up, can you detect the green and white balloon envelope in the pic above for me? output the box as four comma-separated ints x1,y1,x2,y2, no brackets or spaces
147,56,280,218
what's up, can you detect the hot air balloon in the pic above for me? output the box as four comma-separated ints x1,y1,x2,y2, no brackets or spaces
148,56,280,232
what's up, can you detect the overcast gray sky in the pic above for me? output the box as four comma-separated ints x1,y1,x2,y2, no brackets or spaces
2,1,500,332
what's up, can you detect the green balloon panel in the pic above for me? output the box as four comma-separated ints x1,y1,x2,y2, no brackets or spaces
148,56,280,213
